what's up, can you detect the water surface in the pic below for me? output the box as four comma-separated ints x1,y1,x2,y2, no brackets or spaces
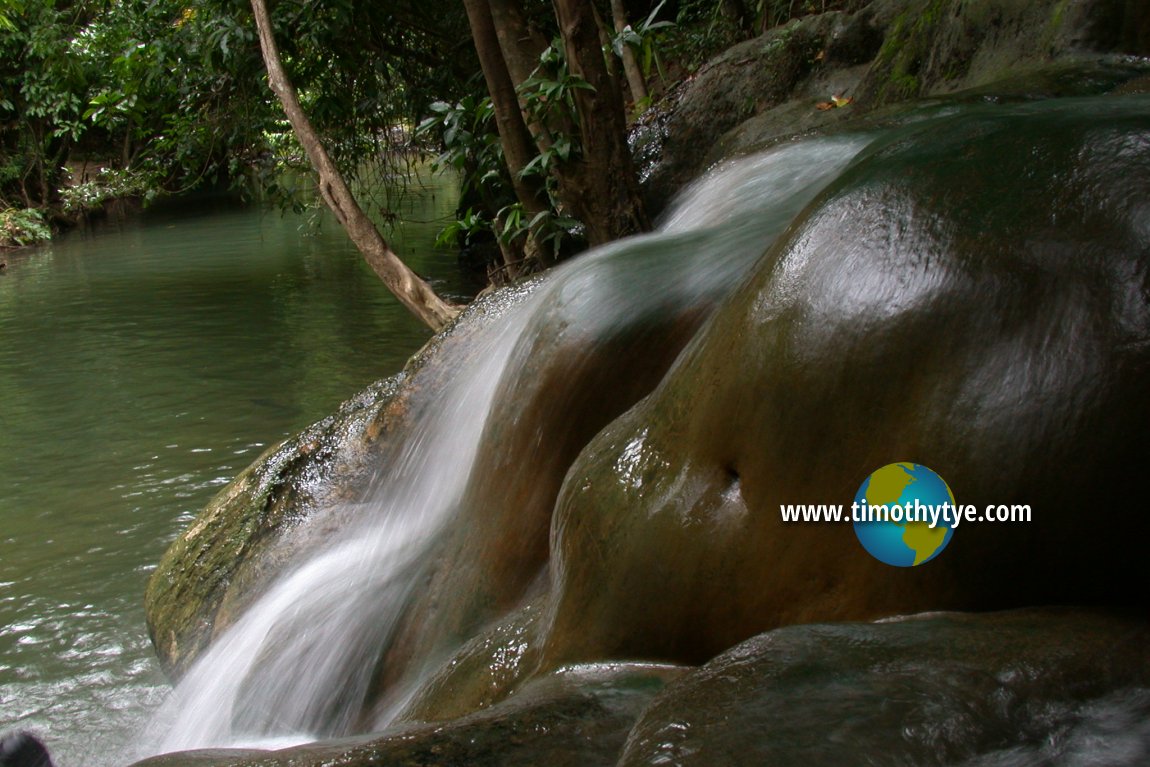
0,180,461,766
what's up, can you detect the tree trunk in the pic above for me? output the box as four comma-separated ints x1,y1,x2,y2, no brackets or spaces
610,0,648,107
487,0,548,93
463,0,553,270
488,0,562,156
552,0,649,245
250,0,459,332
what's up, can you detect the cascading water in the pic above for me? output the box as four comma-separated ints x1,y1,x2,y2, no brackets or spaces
140,133,870,756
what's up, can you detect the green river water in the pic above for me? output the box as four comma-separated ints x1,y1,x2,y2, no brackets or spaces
0,178,463,766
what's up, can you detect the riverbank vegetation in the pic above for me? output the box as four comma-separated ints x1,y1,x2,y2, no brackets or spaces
0,1,849,257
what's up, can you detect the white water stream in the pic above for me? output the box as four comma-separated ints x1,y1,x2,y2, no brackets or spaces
142,135,870,757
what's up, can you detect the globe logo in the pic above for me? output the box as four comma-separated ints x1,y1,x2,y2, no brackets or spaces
853,463,956,567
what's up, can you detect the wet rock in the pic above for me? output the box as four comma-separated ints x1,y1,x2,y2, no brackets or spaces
618,609,1150,767
149,217,758,692
855,0,1144,106
132,664,681,767
542,96,1150,668
369,241,740,716
395,599,549,722
145,281,544,678
126,749,265,767
643,0,1150,216
639,13,833,212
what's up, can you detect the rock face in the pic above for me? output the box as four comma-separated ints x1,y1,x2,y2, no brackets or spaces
540,95,1150,669
130,611,1150,767
145,281,544,677
131,663,684,767
617,610,1150,767
639,0,1150,213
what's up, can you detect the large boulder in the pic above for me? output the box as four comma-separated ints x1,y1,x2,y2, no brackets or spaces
540,94,1150,669
618,609,1150,766
130,610,1150,767
131,663,683,767
144,2,1150,756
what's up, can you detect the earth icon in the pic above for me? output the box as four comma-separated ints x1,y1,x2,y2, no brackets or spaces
853,462,956,566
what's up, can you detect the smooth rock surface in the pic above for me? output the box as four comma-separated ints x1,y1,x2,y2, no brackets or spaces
132,663,682,767
618,609,1150,767
543,95,1150,668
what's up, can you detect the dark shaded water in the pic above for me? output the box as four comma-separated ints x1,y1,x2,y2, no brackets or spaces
0,178,461,766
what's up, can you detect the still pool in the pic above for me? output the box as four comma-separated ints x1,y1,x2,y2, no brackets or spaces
0,184,464,767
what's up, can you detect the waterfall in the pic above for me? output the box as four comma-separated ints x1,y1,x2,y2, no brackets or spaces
141,133,871,756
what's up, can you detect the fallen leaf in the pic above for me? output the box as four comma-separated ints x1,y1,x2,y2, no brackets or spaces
816,95,854,111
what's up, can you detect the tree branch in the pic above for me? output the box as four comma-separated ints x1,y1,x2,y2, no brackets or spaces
250,0,460,332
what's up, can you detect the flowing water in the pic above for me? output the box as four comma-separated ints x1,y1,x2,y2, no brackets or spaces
143,134,873,756
10,93,1148,767
0,176,462,767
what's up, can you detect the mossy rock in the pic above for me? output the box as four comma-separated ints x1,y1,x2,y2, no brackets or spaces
145,282,543,678
642,0,1150,216
857,0,1150,107
640,13,838,212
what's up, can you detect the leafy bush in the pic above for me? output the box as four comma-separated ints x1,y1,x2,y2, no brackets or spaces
0,208,51,247
59,166,157,214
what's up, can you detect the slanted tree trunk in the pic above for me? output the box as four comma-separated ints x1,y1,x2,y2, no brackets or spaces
552,0,649,245
250,0,459,332
610,0,648,108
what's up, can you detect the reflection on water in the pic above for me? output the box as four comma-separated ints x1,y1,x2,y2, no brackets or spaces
0,179,461,767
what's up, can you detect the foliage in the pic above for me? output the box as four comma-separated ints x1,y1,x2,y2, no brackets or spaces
418,96,503,201
517,43,593,130
418,40,592,267
59,166,158,213
417,95,505,245
659,0,748,73
0,207,51,247
0,0,274,212
497,201,580,261
433,205,491,249
0,0,477,236
611,0,675,100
